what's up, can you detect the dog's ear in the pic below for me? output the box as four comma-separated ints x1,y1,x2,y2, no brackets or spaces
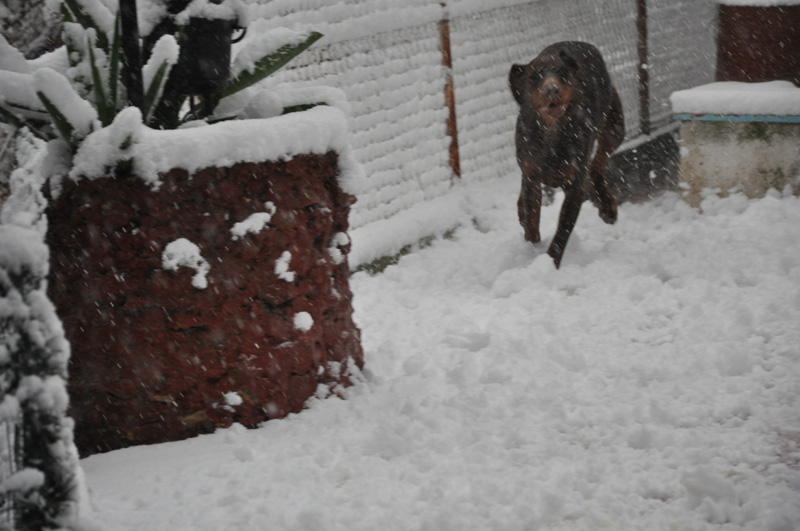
559,50,580,71
509,64,526,104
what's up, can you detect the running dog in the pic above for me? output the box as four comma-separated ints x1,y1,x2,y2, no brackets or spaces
509,41,624,268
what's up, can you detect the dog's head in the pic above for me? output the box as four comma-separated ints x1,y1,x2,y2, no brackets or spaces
510,49,579,128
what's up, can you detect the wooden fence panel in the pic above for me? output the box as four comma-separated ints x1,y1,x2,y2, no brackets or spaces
647,0,718,130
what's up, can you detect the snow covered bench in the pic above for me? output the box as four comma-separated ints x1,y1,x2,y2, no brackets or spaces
671,81,800,207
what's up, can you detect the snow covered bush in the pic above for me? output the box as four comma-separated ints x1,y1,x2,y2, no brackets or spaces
0,225,79,529
0,0,322,166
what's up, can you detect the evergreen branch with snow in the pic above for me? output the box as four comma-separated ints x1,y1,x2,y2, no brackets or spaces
0,226,80,529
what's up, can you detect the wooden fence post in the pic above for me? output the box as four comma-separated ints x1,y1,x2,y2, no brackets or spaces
637,0,650,136
439,5,461,179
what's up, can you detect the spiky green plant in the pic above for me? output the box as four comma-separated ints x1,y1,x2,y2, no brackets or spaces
0,0,323,154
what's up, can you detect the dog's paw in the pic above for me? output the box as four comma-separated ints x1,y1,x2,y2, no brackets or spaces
524,229,542,243
547,242,565,269
599,201,617,225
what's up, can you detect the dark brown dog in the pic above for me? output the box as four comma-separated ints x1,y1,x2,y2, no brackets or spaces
509,41,624,268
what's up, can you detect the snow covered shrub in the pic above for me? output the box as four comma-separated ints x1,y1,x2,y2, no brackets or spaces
0,225,79,529
0,0,322,165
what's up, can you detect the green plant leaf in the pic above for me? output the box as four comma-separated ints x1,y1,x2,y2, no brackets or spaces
119,133,133,151
282,102,325,115
108,10,120,115
4,100,47,117
62,0,110,53
202,113,238,125
143,60,170,123
36,91,76,148
0,105,52,141
219,31,323,100
60,2,75,24
0,104,26,129
114,158,133,176
60,6,82,70
87,38,110,126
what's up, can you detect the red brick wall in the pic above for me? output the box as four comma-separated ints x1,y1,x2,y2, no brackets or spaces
46,152,363,455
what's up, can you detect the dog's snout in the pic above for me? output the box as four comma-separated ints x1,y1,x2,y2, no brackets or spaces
543,81,560,98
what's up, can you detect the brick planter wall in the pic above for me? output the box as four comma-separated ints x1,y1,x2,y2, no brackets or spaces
45,151,363,455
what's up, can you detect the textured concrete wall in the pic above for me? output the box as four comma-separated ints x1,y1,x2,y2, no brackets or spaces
678,120,800,207
46,152,363,455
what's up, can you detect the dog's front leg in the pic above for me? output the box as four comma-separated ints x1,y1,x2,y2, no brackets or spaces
547,180,585,269
589,149,618,225
590,88,624,225
518,173,542,243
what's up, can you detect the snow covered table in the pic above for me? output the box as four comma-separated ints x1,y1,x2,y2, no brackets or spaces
671,81,800,207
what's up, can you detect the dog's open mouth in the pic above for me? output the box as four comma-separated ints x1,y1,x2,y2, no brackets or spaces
543,102,567,120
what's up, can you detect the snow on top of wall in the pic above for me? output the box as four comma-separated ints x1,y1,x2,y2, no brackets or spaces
70,105,363,195
670,81,800,116
241,0,541,42
243,1,442,46
446,0,543,18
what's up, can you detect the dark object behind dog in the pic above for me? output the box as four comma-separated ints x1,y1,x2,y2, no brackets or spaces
509,41,624,268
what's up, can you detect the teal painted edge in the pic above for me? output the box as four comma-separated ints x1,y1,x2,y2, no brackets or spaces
674,113,800,124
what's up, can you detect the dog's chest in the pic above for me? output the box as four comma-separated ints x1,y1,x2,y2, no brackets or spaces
518,107,595,162
518,129,581,167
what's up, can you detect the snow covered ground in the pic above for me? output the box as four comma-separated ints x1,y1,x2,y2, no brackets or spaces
80,175,800,531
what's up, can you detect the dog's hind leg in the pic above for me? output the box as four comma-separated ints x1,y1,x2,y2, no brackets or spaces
547,179,585,269
590,88,624,225
518,173,542,243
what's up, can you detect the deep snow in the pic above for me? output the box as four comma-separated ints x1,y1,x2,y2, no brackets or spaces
80,174,800,531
